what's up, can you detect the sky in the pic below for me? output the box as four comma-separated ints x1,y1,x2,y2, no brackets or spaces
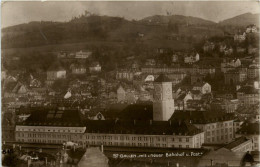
1,1,260,28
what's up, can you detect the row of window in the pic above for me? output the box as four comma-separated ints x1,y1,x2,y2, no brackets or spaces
206,134,233,142
16,128,83,133
18,138,196,148
17,132,194,144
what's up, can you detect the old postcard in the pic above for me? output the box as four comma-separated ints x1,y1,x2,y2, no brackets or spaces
1,1,260,166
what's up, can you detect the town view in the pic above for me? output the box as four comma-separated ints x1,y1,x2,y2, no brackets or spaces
1,1,260,167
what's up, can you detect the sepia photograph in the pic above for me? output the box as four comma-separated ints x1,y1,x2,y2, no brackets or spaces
1,1,260,166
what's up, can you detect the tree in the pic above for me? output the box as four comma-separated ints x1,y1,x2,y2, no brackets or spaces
52,79,69,92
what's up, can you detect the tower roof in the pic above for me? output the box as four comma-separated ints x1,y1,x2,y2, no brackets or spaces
155,74,171,82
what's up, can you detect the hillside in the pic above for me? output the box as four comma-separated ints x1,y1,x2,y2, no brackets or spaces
219,13,259,27
2,14,221,49
140,15,216,26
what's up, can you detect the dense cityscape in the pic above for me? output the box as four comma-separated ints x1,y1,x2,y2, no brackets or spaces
1,2,260,167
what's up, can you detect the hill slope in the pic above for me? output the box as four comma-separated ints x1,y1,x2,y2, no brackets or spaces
2,14,221,49
219,13,259,27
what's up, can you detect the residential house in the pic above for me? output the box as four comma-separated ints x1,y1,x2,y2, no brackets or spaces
145,59,156,66
210,98,239,113
172,53,179,63
248,63,260,79
248,45,258,54
224,47,234,56
219,43,227,53
116,70,134,81
234,32,246,42
75,50,92,59
47,61,66,84
203,41,215,52
234,119,244,134
184,53,199,64
236,47,246,54
237,86,259,106
175,92,193,110
71,64,87,74
224,69,247,85
89,62,101,73
221,58,241,73
215,89,237,100
194,65,216,76
246,24,258,33
157,47,172,54
192,82,211,94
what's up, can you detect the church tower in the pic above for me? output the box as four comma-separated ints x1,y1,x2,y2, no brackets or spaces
153,74,175,121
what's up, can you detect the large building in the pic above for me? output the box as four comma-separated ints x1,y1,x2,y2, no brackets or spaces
224,69,247,85
15,108,205,149
237,86,260,106
170,110,235,144
153,74,175,121
15,109,86,144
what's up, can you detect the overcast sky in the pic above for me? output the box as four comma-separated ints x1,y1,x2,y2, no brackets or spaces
1,1,260,28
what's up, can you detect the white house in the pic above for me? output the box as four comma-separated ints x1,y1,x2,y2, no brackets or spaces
89,62,101,73
144,75,155,82
75,50,92,59
192,82,211,94
246,25,258,33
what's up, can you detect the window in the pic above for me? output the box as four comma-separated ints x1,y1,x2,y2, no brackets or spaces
172,138,175,142
179,138,182,142
186,138,189,142
186,145,189,148
179,145,182,148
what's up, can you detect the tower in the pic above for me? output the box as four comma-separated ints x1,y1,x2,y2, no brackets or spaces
153,74,175,121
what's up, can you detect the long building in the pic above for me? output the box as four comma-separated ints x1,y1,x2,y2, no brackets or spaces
15,108,204,148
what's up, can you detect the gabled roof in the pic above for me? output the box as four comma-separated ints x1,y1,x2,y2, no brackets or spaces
154,74,171,82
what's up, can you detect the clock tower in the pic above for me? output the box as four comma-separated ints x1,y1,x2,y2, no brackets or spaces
153,74,175,121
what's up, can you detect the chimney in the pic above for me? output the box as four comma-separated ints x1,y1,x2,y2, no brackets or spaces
210,159,213,166
101,144,104,153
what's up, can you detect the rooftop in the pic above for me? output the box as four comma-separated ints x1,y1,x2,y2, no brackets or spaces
18,108,84,127
224,136,251,150
84,119,202,136
154,74,171,82
170,110,234,124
